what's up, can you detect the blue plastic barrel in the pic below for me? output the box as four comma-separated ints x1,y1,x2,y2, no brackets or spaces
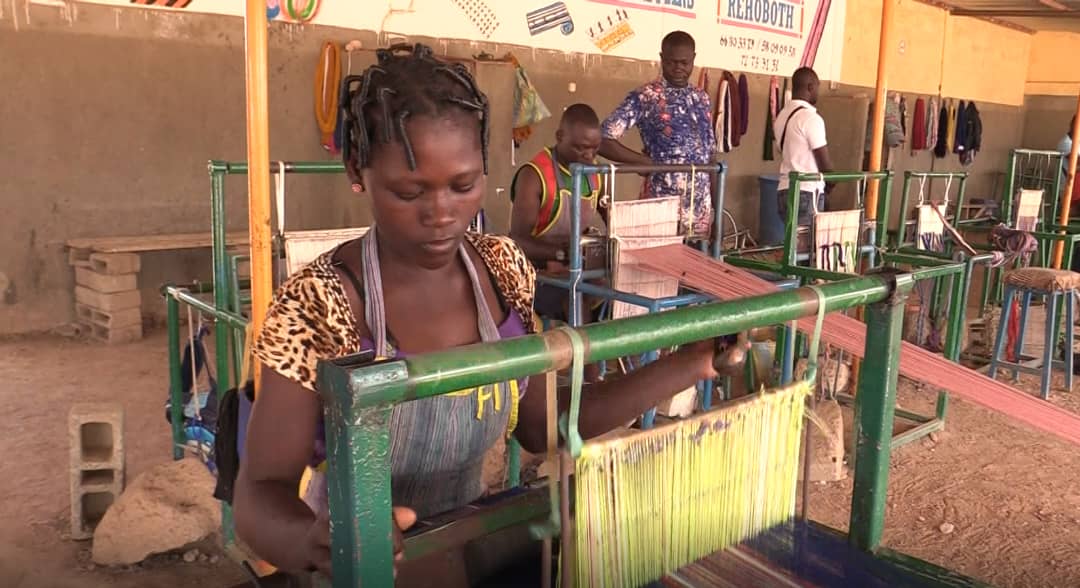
758,174,783,246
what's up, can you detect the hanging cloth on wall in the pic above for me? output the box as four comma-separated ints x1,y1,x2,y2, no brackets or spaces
926,96,939,150
934,100,949,158
945,100,957,154
314,41,341,153
960,101,982,167
716,77,731,153
954,100,968,154
737,73,750,141
865,98,905,152
899,95,908,138
910,98,927,153
763,76,779,161
716,70,743,152
510,55,552,148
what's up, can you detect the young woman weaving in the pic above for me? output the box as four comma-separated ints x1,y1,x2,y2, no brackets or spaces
233,44,745,586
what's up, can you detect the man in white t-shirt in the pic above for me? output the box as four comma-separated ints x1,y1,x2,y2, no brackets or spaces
773,67,834,225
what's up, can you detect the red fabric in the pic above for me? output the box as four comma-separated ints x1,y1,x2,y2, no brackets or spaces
910,98,927,152
1006,297,1020,362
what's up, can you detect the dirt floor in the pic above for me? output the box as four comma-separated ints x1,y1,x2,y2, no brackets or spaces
0,331,246,588
2,329,1080,587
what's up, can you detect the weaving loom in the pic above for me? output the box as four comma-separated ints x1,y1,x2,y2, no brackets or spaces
607,196,683,320
572,379,812,586
315,274,994,587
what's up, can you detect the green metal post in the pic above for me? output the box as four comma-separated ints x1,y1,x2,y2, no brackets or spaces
953,174,969,226
1003,150,1018,227
849,271,912,551
210,167,234,391
166,294,185,460
896,173,913,249
507,437,521,488
936,267,966,421
783,176,800,268
875,172,894,254
321,360,402,588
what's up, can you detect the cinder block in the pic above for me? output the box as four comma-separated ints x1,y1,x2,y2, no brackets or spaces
75,286,140,312
69,404,124,540
75,268,137,294
87,322,143,345
75,304,142,330
89,252,140,275
68,247,92,268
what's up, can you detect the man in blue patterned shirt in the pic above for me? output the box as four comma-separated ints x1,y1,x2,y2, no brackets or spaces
599,30,716,236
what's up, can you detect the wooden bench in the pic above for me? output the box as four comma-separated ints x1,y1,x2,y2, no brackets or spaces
66,233,248,343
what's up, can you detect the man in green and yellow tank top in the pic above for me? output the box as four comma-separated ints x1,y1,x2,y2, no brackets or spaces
511,104,609,324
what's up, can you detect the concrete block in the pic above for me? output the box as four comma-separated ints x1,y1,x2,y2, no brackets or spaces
74,286,140,312
75,304,142,330
69,404,125,540
89,252,141,275
75,268,137,293
87,322,143,344
68,247,92,268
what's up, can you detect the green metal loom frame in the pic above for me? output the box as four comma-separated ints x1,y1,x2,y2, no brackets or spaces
723,171,972,449
312,270,993,586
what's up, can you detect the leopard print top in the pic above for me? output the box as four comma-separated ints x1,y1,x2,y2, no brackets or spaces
252,232,537,393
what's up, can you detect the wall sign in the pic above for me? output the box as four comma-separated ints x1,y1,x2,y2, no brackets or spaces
72,0,846,78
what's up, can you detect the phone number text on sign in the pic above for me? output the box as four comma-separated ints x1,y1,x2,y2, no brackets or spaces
739,54,781,72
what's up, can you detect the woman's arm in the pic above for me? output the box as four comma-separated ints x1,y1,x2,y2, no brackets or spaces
233,366,327,574
514,339,739,454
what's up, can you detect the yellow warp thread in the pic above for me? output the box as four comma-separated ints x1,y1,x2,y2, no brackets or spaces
573,379,811,587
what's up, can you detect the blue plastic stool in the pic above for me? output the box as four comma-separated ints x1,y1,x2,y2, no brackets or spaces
989,268,1079,399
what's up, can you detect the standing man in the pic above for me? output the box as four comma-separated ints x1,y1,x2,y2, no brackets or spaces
774,66,834,225
511,103,608,327
599,30,716,237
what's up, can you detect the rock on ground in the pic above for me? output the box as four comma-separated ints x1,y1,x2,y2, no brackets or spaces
91,458,220,565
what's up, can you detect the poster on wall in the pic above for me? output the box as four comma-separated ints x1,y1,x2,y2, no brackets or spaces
69,0,846,79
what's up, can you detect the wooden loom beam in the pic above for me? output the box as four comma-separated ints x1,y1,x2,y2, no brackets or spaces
244,0,273,394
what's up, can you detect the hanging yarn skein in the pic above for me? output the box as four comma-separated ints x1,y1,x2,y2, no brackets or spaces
314,41,341,153
285,0,319,22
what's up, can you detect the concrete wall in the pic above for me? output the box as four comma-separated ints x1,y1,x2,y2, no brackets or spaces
1026,31,1080,98
0,2,1036,335
840,0,1031,107
1022,95,1075,151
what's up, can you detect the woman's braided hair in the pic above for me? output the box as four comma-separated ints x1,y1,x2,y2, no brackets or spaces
341,43,490,184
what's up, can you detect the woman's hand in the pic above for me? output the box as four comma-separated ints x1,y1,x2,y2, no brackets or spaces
392,506,418,576
305,506,417,580
678,333,751,381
